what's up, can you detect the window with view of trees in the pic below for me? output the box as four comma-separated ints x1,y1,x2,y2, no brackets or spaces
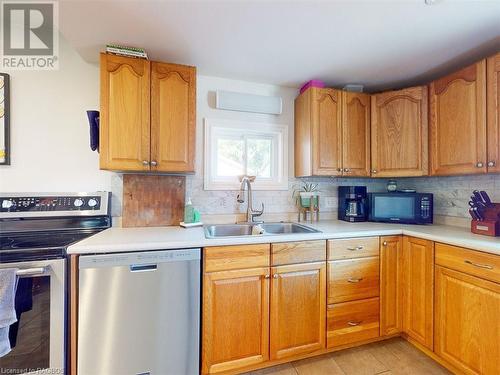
204,119,288,190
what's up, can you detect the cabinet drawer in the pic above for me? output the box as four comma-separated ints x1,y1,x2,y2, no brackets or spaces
271,240,326,266
327,297,380,348
435,243,500,284
204,244,270,272
328,257,380,304
328,237,379,260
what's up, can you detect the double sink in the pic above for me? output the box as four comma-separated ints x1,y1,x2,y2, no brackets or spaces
204,222,321,239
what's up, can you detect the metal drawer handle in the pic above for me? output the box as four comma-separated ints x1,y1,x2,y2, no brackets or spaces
347,246,364,251
130,264,158,272
464,260,493,270
347,277,363,283
16,267,47,277
347,321,362,326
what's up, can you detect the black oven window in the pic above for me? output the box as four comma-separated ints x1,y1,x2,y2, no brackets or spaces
0,276,50,372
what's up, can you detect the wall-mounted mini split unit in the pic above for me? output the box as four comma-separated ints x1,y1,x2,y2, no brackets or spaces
215,90,283,115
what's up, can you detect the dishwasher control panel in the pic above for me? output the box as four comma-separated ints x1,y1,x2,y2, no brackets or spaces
79,248,201,269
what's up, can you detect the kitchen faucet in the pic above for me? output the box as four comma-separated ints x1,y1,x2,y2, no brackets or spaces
237,175,264,223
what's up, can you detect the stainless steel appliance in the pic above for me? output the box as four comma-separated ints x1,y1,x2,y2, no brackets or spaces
338,186,368,222
78,248,201,375
368,192,433,224
0,192,111,374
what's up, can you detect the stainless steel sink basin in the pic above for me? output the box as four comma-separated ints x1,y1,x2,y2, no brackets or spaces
204,222,321,239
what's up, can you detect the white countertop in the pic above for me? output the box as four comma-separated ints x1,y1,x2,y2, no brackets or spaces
67,220,500,256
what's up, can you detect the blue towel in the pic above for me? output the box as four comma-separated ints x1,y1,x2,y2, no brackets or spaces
0,268,18,357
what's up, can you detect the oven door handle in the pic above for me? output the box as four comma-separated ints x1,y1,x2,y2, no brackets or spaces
16,267,47,277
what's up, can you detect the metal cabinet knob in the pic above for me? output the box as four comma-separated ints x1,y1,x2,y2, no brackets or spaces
383,241,387,246
264,274,270,279
151,160,158,167
343,168,351,173
476,162,484,168
488,161,496,167
142,160,150,166
372,169,377,174
273,274,279,279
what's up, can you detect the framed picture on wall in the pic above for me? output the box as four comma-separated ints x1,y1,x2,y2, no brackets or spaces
0,73,10,165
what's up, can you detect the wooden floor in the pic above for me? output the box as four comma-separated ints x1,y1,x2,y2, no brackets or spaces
245,338,451,375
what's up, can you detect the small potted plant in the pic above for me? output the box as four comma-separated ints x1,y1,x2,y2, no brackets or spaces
293,182,320,208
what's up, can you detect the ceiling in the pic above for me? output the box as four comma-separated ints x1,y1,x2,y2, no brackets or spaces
59,0,500,91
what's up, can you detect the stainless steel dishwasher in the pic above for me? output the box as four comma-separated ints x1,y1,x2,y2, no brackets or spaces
77,248,200,375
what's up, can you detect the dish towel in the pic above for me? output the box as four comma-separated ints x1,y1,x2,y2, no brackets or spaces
0,268,18,357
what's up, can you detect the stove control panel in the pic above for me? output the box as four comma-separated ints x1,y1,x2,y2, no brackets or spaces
1,195,103,213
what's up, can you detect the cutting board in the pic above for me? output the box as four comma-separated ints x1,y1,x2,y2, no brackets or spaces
122,174,186,227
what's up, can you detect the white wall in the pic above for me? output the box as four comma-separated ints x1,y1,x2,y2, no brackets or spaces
0,36,112,193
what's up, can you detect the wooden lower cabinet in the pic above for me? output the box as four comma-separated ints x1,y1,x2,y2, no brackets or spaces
327,297,380,348
270,262,326,360
380,236,403,336
402,236,434,350
435,266,500,375
202,267,270,374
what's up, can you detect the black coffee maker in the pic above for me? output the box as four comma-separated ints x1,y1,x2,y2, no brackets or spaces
338,186,368,222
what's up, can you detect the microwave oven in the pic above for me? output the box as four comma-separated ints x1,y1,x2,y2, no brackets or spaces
368,192,433,224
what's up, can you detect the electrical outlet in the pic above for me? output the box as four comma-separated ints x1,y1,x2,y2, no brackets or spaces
324,197,336,208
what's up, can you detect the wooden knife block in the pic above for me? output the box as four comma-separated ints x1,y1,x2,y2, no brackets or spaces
471,203,500,237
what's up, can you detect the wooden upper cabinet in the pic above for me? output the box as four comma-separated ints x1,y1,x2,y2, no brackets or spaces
402,236,434,350
430,60,487,175
379,236,403,337
487,53,500,173
312,88,343,176
435,266,500,375
295,88,370,177
151,62,196,172
342,92,371,177
371,86,428,177
270,262,326,360
100,53,196,172
100,53,151,171
202,267,270,374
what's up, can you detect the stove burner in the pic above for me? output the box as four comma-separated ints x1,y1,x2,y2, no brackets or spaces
1,231,98,251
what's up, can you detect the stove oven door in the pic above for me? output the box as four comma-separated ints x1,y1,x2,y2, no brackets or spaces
0,258,65,375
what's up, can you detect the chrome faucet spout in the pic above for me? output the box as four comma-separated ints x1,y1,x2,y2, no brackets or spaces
237,175,264,223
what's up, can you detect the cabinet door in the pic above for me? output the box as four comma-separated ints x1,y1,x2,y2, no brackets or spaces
435,266,500,375
430,61,487,175
270,262,326,360
371,86,428,177
342,92,371,177
99,53,150,171
402,236,434,350
151,62,196,172
487,53,500,173
380,236,403,336
202,268,270,374
312,88,342,176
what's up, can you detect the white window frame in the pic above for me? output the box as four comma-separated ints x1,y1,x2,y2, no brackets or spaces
204,118,288,190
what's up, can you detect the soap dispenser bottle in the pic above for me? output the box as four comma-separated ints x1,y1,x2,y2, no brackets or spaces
184,197,195,224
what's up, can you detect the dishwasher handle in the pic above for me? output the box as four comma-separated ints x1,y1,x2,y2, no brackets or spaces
130,264,158,272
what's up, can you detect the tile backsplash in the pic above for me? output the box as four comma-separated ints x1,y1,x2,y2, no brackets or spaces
398,174,500,220
110,173,499,226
